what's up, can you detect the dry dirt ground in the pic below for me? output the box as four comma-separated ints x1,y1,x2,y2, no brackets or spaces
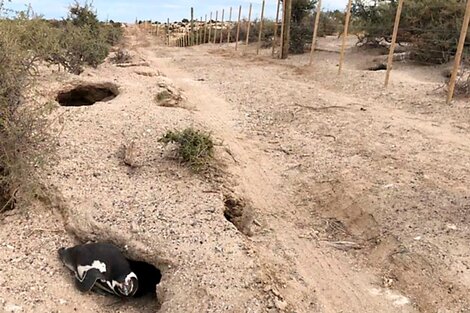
1,28,469,313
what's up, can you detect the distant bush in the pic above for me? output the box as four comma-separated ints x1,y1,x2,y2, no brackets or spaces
27,1,124,74
228,19,276,47
316,10,344,37
289,0,316,54
159,128,214,171
352,0,469,64
48,1,122,74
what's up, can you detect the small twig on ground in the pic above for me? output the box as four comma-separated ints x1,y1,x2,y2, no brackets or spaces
293,104,347,111
324,240,363,251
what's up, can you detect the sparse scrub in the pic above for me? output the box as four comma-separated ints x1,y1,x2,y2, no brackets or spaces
0,0,119,212
352,0,469,64
159,128,214,171
0,4,57,212
14,1,124,75
452,68,470,97
111,48,132,64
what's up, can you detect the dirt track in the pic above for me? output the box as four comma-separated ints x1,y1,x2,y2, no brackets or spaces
1,28,469,313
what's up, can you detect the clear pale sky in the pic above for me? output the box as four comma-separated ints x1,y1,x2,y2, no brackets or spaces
6,0,347,23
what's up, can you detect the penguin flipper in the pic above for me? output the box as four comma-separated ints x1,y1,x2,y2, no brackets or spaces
75,268,105,292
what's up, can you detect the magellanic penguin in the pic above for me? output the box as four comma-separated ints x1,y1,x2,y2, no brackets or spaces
58,243,139,297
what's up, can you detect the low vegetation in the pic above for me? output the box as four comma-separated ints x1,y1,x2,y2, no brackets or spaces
351,0,469,64
0,1,120,211
454,69,470,97
159,128,214,171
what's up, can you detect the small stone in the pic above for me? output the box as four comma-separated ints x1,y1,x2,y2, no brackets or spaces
274,299,288,310
58,299,67,305
271,288,280,297
446,224,457,230
5,303,23,313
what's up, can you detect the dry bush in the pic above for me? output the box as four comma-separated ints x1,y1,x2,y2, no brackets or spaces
111,48,132,64
228,20,273,45
18,2,124,75
0,9,57,212
453,68,470,97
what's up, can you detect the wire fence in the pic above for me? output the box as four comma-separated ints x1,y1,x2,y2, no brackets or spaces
138,0,470,104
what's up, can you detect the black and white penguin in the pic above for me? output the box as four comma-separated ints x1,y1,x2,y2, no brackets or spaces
58,243,139,297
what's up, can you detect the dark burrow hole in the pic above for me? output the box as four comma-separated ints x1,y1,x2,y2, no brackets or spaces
368,63,387,71
223,195,253,236
56,83,119,106
127,259,162,298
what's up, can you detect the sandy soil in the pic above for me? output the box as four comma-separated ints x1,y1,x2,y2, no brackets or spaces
1,27,469,313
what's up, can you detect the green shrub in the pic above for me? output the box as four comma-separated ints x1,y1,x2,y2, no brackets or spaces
352,0,469,64
27,2,123,74
159,128,214,171
289,0,317,54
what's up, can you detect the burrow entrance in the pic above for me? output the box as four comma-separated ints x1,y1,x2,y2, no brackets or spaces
127,258,162,298
223,195,254,236
56,83,119,107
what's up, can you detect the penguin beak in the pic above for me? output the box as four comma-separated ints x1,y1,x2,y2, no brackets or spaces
118,282,132,296
117,276,136,296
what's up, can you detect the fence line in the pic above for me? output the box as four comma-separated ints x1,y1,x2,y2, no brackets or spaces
145,0,469,104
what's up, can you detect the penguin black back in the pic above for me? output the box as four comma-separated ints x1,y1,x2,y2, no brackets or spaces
58,243,138,297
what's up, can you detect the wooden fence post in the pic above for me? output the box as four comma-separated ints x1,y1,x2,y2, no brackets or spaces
190,7,194,46
447,0,470,104
280,0,292,59
220,9,225,44
272,0,281,57
338,0,353,74
235,5,242,50
227,7,233,43
214,11,219,44
208,12,213,43
167,18,170,46
204,14,208,44
246,3,253,46
384,0,405,87
257,0,266,55
199,17,203,45
309,0,322,65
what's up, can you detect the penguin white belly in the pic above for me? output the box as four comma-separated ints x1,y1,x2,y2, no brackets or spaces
77,260,107,280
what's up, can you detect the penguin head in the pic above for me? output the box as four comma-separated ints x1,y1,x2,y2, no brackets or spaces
115,272,138,297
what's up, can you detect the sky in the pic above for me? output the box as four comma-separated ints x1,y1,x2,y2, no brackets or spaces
4,0,348,23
